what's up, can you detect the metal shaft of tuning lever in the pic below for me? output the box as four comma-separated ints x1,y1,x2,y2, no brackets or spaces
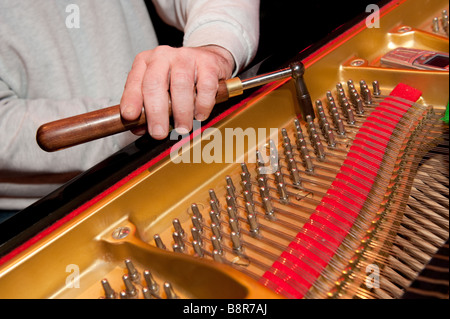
101,279,117,299
37,61,311,152
125,259,140,283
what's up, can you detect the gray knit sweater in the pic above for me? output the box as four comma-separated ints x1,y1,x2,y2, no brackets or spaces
0,0,259,209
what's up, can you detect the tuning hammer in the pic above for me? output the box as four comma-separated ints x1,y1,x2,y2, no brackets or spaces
36,61,314,152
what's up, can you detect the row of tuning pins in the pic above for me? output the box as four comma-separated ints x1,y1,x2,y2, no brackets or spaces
432,9,449,36
100,259,178,299
153,160,293,262
290,79,381,172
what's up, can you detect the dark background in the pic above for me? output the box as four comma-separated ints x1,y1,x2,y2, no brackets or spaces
144,0,381,75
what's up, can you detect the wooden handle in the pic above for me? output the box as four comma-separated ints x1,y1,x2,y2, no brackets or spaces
37,80,232,152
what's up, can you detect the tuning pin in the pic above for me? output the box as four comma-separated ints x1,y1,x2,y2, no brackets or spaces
247,213,260,237
209,189,220,209
101,279,117,299
363,88,372,105
213,249,224,263
354,97,364,114
226,195,238,216
164,282,179,299
191,227,203,246
226,185,236,201
256,150,266,168
277,182,289,203
241,175,252,193
226,205,238,220
191,215,203,233
122,274,138,299
142,287,153,299
229,218,240,236
172,218,185,238
173,244,183,253
211,223,222,241
210,199,221,217
192,240,204,257
172,232,185,251
125,259,140,283
209,210,221,226
245,201,256,216
231,232,243,254
243,190,255,209
372,81,381,96
154,234,167,250
262,197,276,220
143,270,160,297
299,145,314,172
211,236,223,255
225,176,236,195
191,203,203,221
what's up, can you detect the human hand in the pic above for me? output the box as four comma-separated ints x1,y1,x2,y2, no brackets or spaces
120,45,235,139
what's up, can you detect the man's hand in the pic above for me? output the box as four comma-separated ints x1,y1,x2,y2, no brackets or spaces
120,45,235,139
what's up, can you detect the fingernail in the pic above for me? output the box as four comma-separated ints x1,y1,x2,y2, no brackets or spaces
151,124,166,138
175,126,190,135
195,113,207,121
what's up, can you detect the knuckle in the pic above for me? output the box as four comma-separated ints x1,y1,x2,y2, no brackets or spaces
171,72,194,91
142,76,166,94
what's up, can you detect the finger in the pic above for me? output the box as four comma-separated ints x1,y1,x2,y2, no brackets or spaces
142,59,171,139
170,57,196,134
194,63,220,122
120,53,148,121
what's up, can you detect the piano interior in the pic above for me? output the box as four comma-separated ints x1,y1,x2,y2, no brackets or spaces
0,0,448,299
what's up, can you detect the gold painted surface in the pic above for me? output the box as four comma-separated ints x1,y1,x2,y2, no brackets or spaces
0,0,448,299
